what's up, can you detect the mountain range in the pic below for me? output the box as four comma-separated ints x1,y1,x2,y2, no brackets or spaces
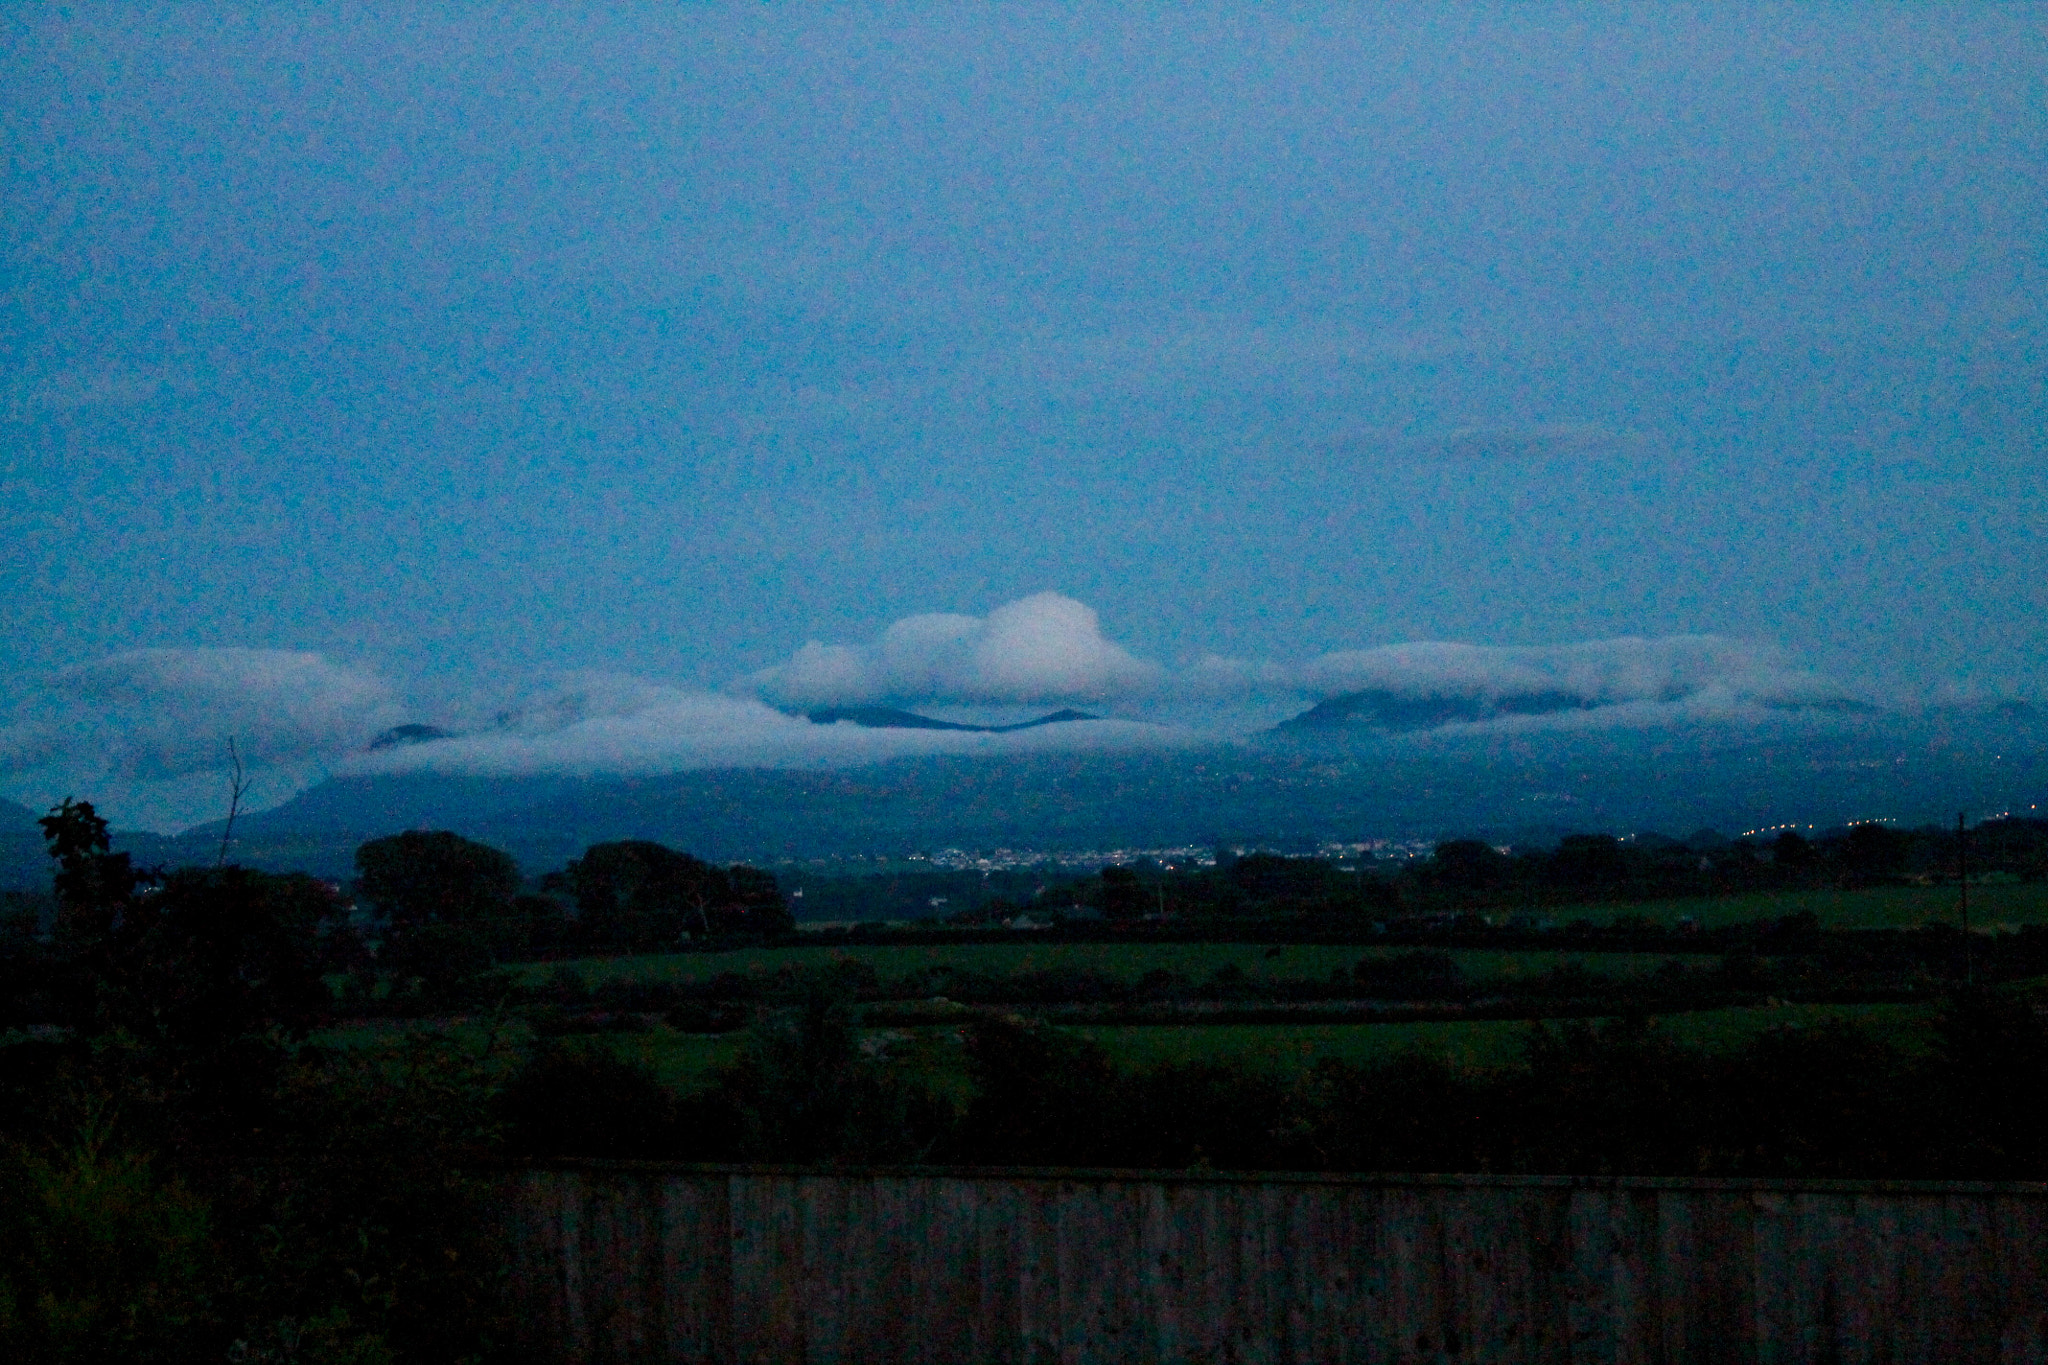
5,704,2040,891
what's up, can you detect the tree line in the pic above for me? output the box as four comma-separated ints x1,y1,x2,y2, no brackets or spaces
941,819,2048,927
345,830,792,996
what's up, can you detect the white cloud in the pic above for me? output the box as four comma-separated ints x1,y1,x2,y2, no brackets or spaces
747,592,1162,707
1,649,403,786
484,671,704,734
1289,635,1847,712
40,649,404,776
0,648,407,832
348,688,1184,779
0,615,1903,830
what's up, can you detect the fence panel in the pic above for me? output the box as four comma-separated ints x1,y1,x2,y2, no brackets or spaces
499,1166,2048,1365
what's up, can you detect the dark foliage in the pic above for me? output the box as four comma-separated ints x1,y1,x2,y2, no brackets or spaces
106,866,337,1048
1098,865,1148,920
1293,1051,1493,1174
1,805,509,1363
533,840,794,953
355,831,520,931
556,840,723,950
712,978,949,1164
949,1015,1119,1166
495,1040,681,1159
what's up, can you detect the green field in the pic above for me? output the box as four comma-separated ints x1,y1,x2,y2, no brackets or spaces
318,881,2026,1099
1563,882,2041,932
1074,1001,1940,1075
526,942,1688,991
602,1027,746,1090
312,990,1959,1103
500,999,1946,1097
516,883,2036,994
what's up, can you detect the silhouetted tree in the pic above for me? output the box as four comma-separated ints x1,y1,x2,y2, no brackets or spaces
1546,835,1626,890
1429,839,1510,891
952,1016,1118,1164
1772,829,1817,871
355,831,519,992
1841,822,1908,882
354,831,518,929
1099,865,1147,920
716,975,944,1162
38,798,149,945
104,866,336,1050
560,840,717,949
496,1040,680,1159
715,864,794,937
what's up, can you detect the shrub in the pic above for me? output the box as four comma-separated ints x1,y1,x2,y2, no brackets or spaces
0,1121,213,1364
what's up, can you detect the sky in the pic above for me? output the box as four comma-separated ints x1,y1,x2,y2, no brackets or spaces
3,4,2045,828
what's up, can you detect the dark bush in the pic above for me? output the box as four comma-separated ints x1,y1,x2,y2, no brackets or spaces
715,980,948,1164
951,1016,1118,1166
496,1040,680,1159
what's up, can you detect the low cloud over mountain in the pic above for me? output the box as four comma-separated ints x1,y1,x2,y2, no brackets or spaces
0,595,1971,832
0,649,407,832
745,593,1161,708
1,648,402,783
348,689,1167,782
1276,637,1862,733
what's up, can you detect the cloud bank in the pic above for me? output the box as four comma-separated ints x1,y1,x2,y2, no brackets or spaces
2,595,1944,831
741,602,1863,727
0,648,407,832
1289,636,1850,717
746,593,1161,708
348,681,1175,781
4,648,403,782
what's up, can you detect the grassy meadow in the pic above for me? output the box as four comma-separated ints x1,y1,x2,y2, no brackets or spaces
526,998,1943,1099
313,882,2030,1099
518,940,1682,991
514,881,2038,995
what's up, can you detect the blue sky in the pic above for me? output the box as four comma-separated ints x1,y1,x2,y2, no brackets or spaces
3,4,2044,826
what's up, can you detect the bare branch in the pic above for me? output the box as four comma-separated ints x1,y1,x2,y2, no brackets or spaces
217,736,250,867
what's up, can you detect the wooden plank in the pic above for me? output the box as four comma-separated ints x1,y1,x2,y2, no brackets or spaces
661,1175,732,1365
1565,1186,1619,1365
498,1168,2048,1365
1748,1188,1799,1365
557,1171,590,1363
728,1173,807,1365
1651,1184,1756,1365
1987,1193,2048,1365
794,1175,855,1364
969,1177,1028,1365
576,1171,657,1363
506,1171,578,1364
1053,1178,1147,1365
1012,1176,1063,1365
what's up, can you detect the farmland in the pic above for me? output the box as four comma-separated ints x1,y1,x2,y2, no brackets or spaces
513,880,2043,989
453,881,2006,1094
330,995,1951,1098
518,940,1682,992
1072,1000,1942,1074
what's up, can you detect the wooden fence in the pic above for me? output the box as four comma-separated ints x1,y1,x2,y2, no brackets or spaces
499,1162,2048,1364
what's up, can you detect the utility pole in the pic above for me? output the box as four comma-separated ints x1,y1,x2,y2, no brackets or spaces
1959,811,1971,986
